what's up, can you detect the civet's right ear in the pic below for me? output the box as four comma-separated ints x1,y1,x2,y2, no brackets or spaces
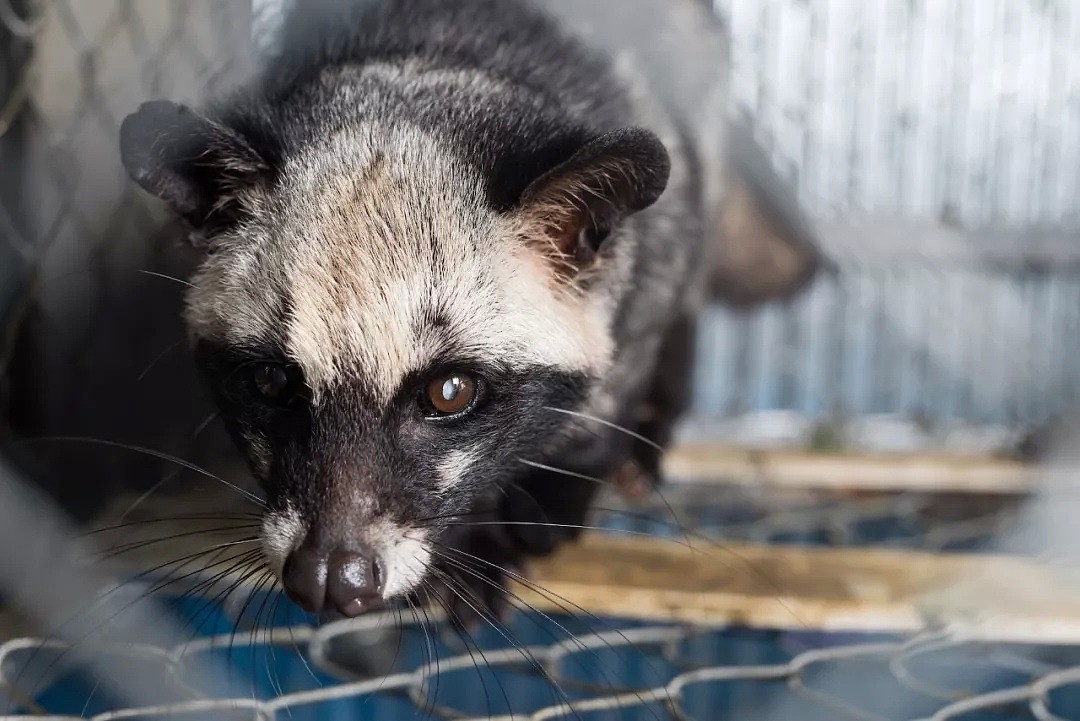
120,100,268,238
516,127,671,278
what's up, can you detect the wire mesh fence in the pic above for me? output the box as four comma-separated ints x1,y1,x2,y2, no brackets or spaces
0,452,1055,720
3,1,1080,720
0,0,249,281
7,607,1080,721
0,0,254,521
0,471,1076,721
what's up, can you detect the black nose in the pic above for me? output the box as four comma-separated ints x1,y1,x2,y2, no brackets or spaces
282,545,384,617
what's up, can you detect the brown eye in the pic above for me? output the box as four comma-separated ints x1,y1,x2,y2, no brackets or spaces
424,373,479,417
253,363,290,400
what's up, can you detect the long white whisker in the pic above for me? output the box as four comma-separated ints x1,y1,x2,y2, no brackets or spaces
138,269,196,288
542,406,663,452
516,457,696,559
517,458,605,484
18,436,266,508
136,340,186,382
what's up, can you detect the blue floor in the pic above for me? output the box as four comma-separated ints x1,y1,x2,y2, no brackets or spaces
9,593,1080,720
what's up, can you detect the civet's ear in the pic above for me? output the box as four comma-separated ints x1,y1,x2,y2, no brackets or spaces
517,127,670,275
710,116,823,306
120,100,268,237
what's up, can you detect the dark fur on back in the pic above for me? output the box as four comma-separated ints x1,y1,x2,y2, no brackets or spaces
224,0,647,211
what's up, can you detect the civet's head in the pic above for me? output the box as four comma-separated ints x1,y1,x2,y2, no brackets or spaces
119,100,669,616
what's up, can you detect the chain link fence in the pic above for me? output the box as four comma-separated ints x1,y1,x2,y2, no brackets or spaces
0,0,248,288
0,458,1060,720
0,0,253,520
6,610,1080,720
3,1,1080,720
1,475,1077,721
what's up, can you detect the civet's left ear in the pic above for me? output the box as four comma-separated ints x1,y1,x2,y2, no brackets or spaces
709,115,824,306
517,127,670,275
119,100,269,240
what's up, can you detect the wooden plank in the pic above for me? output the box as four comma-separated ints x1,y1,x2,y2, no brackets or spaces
662,444,1037,493
519,534,1080,644
83,517,1080,646
81,462,1052,645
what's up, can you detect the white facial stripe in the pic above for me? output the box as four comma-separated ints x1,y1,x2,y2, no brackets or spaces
261,505,303,576
361,519,432,600
380,533,432,600
437,449,475,494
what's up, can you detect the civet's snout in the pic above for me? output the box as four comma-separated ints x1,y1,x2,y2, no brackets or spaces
281,538,385,617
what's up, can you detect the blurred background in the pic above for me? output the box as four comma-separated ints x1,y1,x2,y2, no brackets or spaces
689,0,1080,452
1,1,1079,719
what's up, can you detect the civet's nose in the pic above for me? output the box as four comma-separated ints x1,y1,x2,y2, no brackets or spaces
282,544,384,617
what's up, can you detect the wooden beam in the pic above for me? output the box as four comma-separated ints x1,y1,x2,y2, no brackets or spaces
82,451,1053,646
662,444,1036,494
89,514,1080,646
520,534,1080,644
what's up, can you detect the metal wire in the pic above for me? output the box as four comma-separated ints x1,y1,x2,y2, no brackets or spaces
3,603,1080,719
0,0,249,384
0,466,1059,720
3,1,1080,720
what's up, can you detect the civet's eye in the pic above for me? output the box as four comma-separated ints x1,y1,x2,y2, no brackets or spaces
423,372,480,418
252,363,292,401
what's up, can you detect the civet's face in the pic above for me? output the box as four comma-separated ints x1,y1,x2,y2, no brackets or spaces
121,101,669,614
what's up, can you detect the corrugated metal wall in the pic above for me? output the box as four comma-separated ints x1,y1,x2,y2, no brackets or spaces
693,0,1080,430
717,0,1080,228
694,266,1080,428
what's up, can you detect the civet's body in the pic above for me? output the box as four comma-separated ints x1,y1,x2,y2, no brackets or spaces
117,0,816,615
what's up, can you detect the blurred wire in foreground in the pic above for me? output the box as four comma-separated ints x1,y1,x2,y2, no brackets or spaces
0,460,248,718
6,599,1080,719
